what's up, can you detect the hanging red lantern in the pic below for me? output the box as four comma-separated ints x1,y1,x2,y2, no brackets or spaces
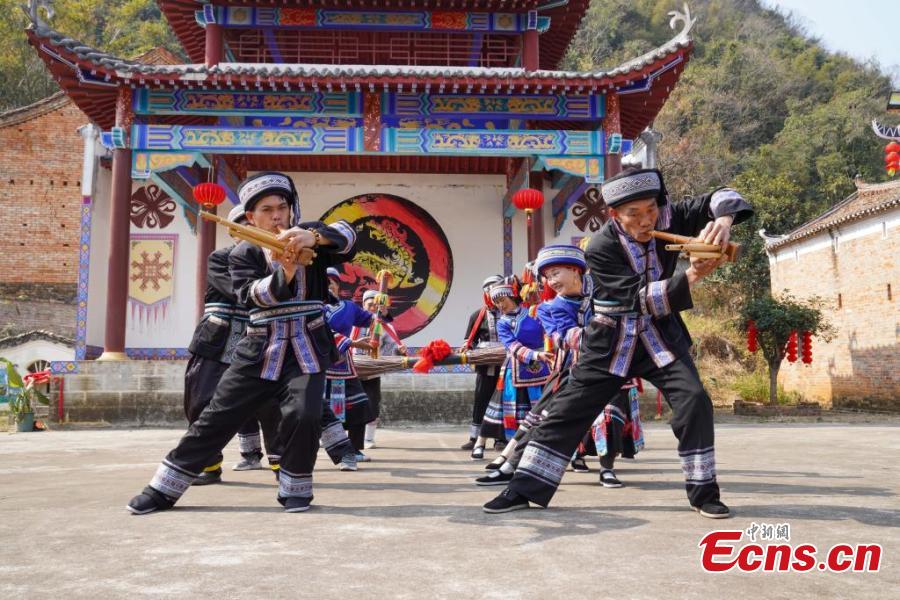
512,188,545,228
785,330,798,363
746,319,758,353
886,152,900,164
801,331,813,364
887,141,900,153
192,182,227,209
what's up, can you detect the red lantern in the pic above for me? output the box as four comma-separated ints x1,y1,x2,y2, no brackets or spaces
886,152,900,164
801,331,813,364
512,188,545,227
746,319,758,353
785,330,798,363
887,141,900,153
192,182,227,209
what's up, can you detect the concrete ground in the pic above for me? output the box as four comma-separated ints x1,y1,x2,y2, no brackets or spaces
1,423,898,599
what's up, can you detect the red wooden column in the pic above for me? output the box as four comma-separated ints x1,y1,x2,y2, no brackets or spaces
523,29,540,71
98,88,133,360
196,168,218,322
205,23,224,68
604,92,623,179
527,171,545,261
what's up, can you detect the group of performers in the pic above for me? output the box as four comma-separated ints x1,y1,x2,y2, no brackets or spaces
127,165,751,520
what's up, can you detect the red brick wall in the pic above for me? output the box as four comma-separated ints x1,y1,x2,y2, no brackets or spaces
0,98,84,286
769,211,899,410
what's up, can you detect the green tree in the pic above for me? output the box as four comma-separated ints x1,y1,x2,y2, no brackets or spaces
740,293,834,404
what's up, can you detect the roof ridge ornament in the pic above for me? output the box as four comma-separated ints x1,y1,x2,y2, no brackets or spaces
872,119,900,141
668,3,696,41
24,0,54,27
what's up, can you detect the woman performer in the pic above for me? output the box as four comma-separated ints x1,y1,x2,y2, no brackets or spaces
357,289,407,450
472,282,554,460
324,269,379,461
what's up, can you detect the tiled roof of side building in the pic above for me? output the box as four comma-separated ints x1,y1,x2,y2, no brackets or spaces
765,179,900,250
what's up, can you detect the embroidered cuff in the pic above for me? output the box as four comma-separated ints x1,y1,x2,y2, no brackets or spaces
564,327,582,350
334,333,352,355
324,220,357,254
250,274,277,307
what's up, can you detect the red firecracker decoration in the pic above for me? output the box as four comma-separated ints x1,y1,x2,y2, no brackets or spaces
885,142,900,177
746,319,758,353
785,330,798,363
192,182,227,209
801,331,813,364
512,188,545,227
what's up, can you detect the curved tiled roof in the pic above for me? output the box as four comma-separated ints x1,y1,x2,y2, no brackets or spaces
25,7,695,137
156,0,589,70
0,92,70,128
766,179,900,250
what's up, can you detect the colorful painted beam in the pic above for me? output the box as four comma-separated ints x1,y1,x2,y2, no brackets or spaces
384,92,604,121
195,6,550,33
242,115,512,130
383,129,604,157
133,89,363,117
536,156,604,183
130,124,604,158
131,124,365,154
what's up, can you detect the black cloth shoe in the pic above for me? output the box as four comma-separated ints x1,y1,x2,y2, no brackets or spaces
460,439,476,450
483,488,529,513
570,457,590,473
493,439,507,451
693,500,731,519
126,486,174,515
599,469,623,488
192,469,222,486
475,470,514,486
283,496,313,513
485,456,506,471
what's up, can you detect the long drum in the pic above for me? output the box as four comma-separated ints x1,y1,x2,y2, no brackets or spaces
354,346,507,379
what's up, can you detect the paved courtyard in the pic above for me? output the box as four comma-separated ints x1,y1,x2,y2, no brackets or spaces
1,423,898,598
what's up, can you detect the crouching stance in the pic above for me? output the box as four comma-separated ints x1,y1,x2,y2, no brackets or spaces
484,167,752,518
127,172,357,514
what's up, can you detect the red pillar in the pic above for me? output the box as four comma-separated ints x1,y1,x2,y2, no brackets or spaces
527,172,545,261
99,88,134,360
604,92,623,179
523,30,539,71
99,148,132,360
205,23,223,68
196,202,217,323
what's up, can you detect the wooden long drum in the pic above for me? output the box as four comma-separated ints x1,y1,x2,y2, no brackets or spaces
354,346,507,379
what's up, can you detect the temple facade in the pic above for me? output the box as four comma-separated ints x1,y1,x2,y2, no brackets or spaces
26,1,695,378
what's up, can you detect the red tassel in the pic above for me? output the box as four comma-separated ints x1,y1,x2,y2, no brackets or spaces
540,284,557,302
747,319,758,353
412,339,453,373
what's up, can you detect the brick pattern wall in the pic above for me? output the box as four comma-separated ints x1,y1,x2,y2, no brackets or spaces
769,212,899,410
0,99,85,285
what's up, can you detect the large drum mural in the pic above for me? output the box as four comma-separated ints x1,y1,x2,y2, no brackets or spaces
320,194,453,338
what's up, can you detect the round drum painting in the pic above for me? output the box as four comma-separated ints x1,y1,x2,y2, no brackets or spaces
320,194,453,338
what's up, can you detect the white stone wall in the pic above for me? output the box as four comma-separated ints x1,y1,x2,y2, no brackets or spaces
0,339,74,372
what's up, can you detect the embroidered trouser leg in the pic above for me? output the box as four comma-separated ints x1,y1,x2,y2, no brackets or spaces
320,398,355,464
236,419,263,460
638,354,719,507
470,370,499,438
509,348,719,507
506,371,570,469
360,377,381,423
183,354,229,471
150,358,323,502
255,394,283,467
